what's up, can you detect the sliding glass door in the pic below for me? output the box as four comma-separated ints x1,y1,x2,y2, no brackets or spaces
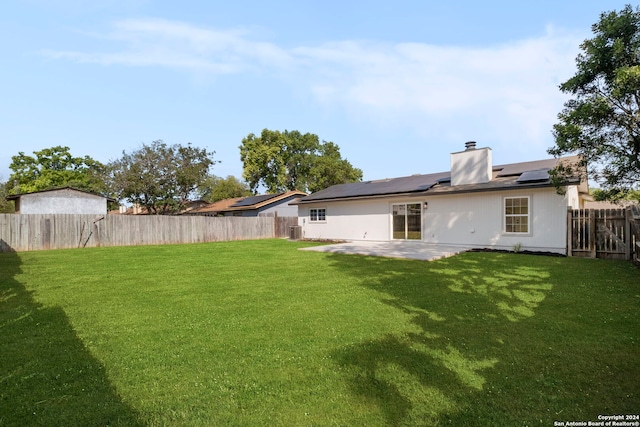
392,203,421,240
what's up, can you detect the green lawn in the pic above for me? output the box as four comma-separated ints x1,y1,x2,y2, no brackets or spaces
1,239,638,426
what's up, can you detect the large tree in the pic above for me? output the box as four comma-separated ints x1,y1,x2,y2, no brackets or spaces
109,140,216,214
548,5,640,198
8,146,107,195
239,129,362,193
0,180,15,213
197,175,252,202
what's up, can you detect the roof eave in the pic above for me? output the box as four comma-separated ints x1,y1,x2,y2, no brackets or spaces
426,181,555,196
292,189,431,205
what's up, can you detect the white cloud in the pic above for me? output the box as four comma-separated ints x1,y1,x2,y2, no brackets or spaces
44,19,584,151
299,27,580,116
292,26,582,152
45,18,293,73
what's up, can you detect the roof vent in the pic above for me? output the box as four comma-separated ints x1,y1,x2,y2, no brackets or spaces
465,141,477,151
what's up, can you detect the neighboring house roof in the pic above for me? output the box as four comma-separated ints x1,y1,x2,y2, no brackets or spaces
186,197,246,215
6,186,116,202
223,190,307,213
179,199,210,213
112,200,212,215
294,156,583,204
188,190,308,215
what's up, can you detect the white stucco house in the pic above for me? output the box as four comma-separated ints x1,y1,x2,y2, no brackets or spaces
7,187,115,215
292,142,588,255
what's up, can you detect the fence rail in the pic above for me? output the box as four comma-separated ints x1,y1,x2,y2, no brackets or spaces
568,207,640,261
0,214,299,252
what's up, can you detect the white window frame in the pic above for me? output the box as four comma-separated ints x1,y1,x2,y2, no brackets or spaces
309,207,326,222
503,196,531,234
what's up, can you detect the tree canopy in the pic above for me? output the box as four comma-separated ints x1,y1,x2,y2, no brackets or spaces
109,140,216,214
0,180,15,213
197,175,252,203
548,5,640,197
239,129,363,193
8,146,107,195
591,187,640,203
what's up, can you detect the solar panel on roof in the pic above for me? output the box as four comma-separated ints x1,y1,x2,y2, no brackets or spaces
300,172,450,202
516,169,550,183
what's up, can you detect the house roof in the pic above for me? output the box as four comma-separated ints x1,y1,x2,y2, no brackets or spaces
294,172,451,203
494,158,561,177
293,156,583,204
6,186,116,202
188,190,308,214
222,190,307,212
186,197,246,214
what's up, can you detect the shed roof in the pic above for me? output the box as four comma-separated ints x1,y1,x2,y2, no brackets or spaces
6,186,116,202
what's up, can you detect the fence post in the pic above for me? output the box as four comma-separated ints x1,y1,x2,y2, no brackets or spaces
589,209,596,258
625,208,631,260
567,208,572,257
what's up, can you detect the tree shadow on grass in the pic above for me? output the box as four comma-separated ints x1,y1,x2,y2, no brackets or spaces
327,251,564,425
0,247,143,427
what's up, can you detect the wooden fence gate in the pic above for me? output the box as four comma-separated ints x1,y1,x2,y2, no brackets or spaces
568,207,640,261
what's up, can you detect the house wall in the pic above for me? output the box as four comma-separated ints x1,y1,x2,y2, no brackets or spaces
299,186,575,254
424,187,570,253
565,185,582,209
298,198,397,241
258,198,300,217
16,189,108,215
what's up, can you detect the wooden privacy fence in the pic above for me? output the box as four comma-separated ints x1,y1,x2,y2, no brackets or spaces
0,214,299,252
568,207,640,261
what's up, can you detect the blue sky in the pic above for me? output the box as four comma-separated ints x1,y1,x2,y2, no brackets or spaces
0,1,629,187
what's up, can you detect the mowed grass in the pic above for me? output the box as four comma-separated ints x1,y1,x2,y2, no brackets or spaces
1,239,639,426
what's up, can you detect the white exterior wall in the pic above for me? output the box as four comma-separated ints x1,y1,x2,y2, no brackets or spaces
259,199,300,217
424,188,570,253
565,185,581,209
299,186,574,254
299,198,409,241
18,189,107,214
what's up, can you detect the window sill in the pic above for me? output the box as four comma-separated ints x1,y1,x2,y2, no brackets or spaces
503,232,532,237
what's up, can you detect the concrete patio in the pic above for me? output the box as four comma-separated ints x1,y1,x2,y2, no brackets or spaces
299,240,472,261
